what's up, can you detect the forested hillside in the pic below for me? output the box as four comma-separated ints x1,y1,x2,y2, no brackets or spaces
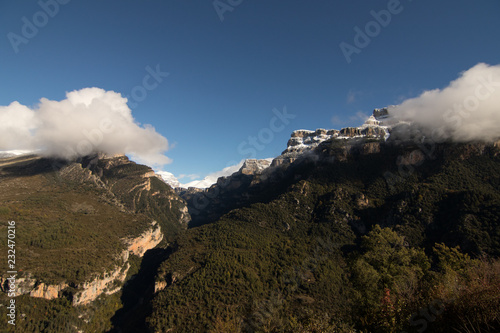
148,138,500,333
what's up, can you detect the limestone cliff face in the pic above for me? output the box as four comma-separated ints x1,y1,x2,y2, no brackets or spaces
238,159,272,175
30,282,69,300
72,263,130,306
178,204,191,225
0,275,36,297
3,221,164,304
69,221,163,305
154,280,168,293
1,275,67,300
126,221,164,257
281,110,389,158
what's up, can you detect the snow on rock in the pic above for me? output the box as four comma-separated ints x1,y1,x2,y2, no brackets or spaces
281,108,392,156
0,150,35,158
238,158,273,175
156,171,182,188
157,108,395,190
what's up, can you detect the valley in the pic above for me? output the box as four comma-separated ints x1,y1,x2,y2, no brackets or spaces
1,110,499,332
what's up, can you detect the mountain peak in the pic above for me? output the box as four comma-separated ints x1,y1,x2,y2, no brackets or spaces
281,108,391,157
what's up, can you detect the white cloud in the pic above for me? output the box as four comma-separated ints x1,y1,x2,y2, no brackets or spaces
181,160,245,188
0,88,171,167
349,111,369,123
160,160,246,189
390,63,500,142
346,90,359,104
178,173,201,180
156,170,181,188
330,115,343,126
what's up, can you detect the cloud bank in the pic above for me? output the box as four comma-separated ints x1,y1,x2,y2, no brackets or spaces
180,160,246,188
0,88,171,166
389,63,500,142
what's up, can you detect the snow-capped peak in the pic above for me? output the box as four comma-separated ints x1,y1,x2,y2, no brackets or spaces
156,171,182,188
282,108,392,156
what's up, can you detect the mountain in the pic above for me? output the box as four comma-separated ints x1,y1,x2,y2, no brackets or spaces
156,170,182,188
1,108,499,332
156,109,391,191
180,109,392,227
281,110,390,158
148,112,500,332
0,153,189,332
158,161,249,190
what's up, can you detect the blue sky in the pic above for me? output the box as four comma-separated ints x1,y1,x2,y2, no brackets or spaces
1,0,499,180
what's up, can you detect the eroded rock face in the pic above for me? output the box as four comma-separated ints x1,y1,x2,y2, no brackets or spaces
59,163,107,188
0,275,36,296
154,280,168,293
126,221,164,257
30,282,68,300
281,110,390,157
373,107,389,119
397,150,426,166
2,221,164,305
239,159,272,175
72,263,130,306
178,205,191,225
285,129,340,155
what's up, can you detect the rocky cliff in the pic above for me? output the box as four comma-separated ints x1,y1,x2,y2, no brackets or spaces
1,220,165,304
281,109,390,158
148,126,500,333
126,221,164,257
0,152,190,324
180,104,500,230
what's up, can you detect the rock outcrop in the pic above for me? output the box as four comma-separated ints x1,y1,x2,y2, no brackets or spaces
126,221,164,257
281,109,390,157
0,275,36,297
238,159,272,175
2,220,165,304
30,282,69,300
72,263,130,306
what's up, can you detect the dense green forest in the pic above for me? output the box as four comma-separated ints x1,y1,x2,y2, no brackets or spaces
148,139,500,332
0,154,187,332
1,139,499,332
